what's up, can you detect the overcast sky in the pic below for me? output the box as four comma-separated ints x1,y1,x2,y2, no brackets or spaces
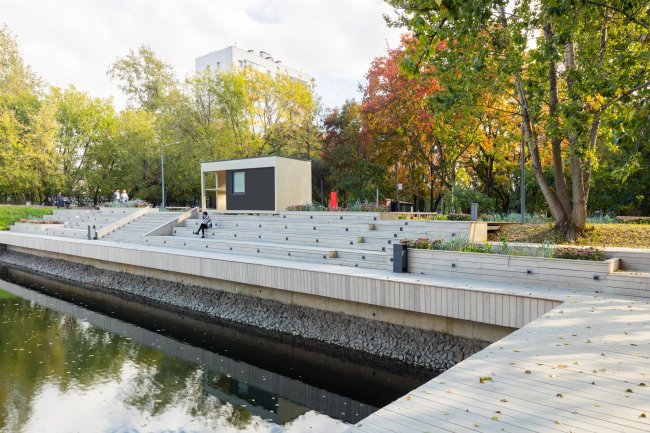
2,0,403,110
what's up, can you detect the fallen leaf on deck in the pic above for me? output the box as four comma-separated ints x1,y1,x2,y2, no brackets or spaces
555,420,562,424
641,413,647,418
492,417,498,421
626,389,634,393
556,394,563,398
501,399,508,402
406,395,412,400
594,403,600,407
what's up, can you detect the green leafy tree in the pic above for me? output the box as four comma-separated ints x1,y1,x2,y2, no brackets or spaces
386,0,650,239
107,45,178,113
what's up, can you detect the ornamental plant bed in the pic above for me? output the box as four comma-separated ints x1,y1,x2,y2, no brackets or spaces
19,219,61,224
280,211,398,220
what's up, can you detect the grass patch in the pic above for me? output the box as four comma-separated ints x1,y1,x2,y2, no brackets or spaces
490,223,650,249
0,206,53,231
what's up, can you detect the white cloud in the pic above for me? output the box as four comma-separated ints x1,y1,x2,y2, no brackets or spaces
2,0,402,109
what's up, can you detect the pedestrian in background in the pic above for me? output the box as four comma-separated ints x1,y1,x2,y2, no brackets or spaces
121,190,129,203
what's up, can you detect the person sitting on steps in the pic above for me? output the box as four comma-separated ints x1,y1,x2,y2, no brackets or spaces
194,211,212,238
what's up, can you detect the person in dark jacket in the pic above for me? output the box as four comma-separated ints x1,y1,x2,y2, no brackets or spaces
193,211,212,238
56,192,64,208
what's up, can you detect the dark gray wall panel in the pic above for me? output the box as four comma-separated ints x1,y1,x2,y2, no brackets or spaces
225,168,275,211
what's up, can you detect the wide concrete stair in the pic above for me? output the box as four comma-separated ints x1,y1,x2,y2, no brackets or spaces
150,211,477,270
603,247,650,295
100,212,179,242
11,208,143,239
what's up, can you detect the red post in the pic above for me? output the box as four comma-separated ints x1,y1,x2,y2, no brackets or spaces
330,192,337,210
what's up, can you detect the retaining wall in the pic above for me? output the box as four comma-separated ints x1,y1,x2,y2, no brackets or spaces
407,249,620,291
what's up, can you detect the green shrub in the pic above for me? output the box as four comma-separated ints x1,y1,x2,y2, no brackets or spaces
444,185,495,214
446,213,471,221
0,206,53,231
551,246,606,261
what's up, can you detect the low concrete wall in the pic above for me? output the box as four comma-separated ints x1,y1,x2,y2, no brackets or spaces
605,247,650,272
11,223,65,232
408,249,620,291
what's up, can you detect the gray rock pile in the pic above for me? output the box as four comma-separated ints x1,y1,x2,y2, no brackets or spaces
0,249,488,371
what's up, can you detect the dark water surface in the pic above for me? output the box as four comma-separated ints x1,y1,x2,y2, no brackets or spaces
0,265,427,433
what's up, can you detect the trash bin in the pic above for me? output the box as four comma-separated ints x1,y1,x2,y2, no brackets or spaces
393,243,408,273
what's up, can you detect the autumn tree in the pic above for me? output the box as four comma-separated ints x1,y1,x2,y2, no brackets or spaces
387,0,650,239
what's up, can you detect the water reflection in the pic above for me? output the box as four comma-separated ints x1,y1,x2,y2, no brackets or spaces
0,266,428,432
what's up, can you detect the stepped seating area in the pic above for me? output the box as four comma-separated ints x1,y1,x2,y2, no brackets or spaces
10,208,143,239
137,211,481,270
10,208,485,270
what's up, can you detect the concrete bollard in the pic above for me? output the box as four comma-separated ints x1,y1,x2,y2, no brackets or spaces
87,225,96,240
393,243,408,273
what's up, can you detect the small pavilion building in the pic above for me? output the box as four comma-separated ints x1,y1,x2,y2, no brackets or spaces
200,156,312,213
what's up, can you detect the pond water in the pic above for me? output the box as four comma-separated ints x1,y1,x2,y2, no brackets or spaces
0,265,429,433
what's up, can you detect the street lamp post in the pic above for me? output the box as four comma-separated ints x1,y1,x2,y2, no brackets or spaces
161,141,180,211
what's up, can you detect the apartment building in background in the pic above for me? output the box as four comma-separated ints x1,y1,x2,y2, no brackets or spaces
195,46,314,90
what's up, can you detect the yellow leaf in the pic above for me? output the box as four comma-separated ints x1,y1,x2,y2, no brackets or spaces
448,390,453,394
641,413,647,418
626,389,634,393
501,399,508,402
424,390,432,394
440,5,448,12
480,378,485,384
594,403,600,407
406,395,412,400
556,394,563,398
555,420,563,424
492,416,499,421
509,363,515,365
474,423,479,427
513,349,520,352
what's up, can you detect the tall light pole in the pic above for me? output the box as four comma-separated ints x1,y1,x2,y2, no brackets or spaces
161,141,180,211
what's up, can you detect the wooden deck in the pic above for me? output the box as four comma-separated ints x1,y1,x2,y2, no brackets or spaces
1,227,649,432
345,289,650,432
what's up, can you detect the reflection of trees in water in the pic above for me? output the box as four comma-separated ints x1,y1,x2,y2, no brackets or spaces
0,292,257,432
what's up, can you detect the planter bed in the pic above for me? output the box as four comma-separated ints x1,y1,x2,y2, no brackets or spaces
280,211,398,221
407,248,619,291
